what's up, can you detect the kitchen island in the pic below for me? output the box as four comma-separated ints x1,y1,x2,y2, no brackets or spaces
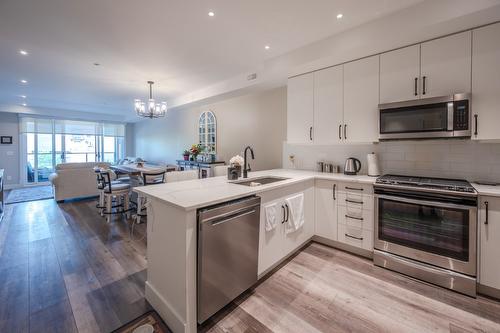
134,169,375,333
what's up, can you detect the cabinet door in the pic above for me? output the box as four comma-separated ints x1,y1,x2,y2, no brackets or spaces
380,44,421,103
287,73,314,143
314,180,338,240
472,23,500,141
283,186,315,255
314,66,344,144
420,31,472,98
479,197,500,290
343,55,380,143
258,198,285,275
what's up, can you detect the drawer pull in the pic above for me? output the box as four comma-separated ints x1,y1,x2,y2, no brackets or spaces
345,199,363,205
345,214,363,221
345,233,363,241
345,186,363,191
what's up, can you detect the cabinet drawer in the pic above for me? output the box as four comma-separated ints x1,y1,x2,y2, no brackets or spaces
338,223,373,251
338,182,374,194
338,205,374,231
338,191,374,210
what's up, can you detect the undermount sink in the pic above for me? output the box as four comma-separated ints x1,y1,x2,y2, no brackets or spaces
231,176,290,187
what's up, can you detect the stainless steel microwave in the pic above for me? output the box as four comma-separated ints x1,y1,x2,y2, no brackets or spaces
378,93,471,140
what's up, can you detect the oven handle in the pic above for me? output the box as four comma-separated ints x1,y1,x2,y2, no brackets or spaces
375,194,476,211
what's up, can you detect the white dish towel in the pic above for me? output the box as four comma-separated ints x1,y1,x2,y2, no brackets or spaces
285,193,305,234
264,203,278,232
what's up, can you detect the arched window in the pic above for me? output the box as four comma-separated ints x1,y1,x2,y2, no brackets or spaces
198,111,216,154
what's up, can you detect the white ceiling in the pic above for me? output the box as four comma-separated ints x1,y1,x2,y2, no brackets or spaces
0,0,423,119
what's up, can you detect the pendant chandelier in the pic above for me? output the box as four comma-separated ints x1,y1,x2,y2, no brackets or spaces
134,81,167,118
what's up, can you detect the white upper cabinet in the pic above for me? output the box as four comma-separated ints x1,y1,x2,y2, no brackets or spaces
287,73,314,143
343,55,380,143
380,44,421,103
420,31,472,98
472,22,500,141
314,65,344,144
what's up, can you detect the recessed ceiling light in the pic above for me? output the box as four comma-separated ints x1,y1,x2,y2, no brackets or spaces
336,13,343,19
20,95,26,98
19,49,28,55
21,103,27,106
265,45,270,50
208,11,215,17
93,62,100,66
20,79,28,84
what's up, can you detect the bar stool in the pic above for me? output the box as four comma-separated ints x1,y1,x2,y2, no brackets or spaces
95,168,122,216
99,170,132,223
135,170,167,224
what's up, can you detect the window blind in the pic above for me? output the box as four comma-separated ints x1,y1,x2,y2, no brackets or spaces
19,117,125,137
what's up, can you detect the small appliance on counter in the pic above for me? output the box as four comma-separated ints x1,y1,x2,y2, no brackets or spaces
367,152,380,177
344,157,361,175
317,162,340,173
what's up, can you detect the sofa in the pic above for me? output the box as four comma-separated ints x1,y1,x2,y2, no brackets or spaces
49,162,111,202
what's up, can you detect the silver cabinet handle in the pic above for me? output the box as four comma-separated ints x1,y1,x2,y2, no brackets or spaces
344,124,347,140
422,76,427,95
345,214,363,221
338,124,342,140
345,233,363,241
333,184,336,200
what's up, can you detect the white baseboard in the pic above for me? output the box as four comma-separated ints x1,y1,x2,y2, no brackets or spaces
145,281,192,333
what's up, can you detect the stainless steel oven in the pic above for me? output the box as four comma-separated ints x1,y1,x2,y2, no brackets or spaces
379,93,471,140
373,179,478,296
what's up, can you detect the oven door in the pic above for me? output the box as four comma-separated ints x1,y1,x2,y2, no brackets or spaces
375,194,477,276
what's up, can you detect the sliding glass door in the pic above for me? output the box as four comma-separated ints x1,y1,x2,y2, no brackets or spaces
20,117,125,185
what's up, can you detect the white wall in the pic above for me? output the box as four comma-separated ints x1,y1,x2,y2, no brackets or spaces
134,87,286,171
0,112,20,186
283,141,500,183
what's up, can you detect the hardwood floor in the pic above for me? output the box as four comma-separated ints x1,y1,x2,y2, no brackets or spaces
2,197,500,333
0,198,152,333
202,243,500,333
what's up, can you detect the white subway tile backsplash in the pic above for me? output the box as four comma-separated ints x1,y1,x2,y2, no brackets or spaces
284,140,500,182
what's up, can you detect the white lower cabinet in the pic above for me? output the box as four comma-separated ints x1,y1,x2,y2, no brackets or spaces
479,196,500,290
258,180,314,275
336,182,374,251
314,179,338,240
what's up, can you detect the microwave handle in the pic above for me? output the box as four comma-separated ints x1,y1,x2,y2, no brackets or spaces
447,102,454,131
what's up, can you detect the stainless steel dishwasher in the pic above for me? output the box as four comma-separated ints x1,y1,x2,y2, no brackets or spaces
197,195,261,324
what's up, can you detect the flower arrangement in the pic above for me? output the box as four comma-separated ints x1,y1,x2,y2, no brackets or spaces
183,149,190,161
229,155,244,166
190,144,203,160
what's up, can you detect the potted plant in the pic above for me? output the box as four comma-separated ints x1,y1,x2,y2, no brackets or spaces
183,149,190,161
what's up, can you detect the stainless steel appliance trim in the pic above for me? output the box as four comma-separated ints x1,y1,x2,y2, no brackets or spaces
374,183,477,197
378,93,470,110
379,131,456,140
201,203,260,224
374,195,477,276
208,209,257,226
447,101,454,131
373,250,476,297
376,193,477,210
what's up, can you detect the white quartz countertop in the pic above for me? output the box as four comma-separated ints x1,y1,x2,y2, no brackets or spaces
472,183,500,198
134,169,376,211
